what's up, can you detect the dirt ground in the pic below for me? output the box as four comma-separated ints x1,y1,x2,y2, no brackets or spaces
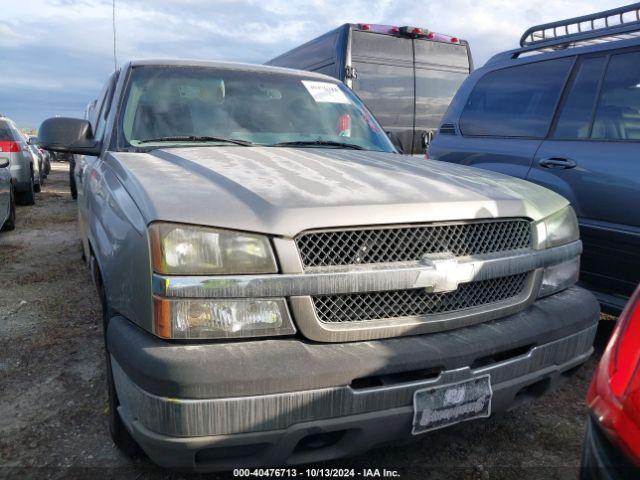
0,163,615,480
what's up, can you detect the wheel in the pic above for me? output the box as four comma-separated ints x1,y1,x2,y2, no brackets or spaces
1,187,15,231
69,159,77,200
105,351,142,458
16,172,35,206
95,260,142,458
34,179,41,193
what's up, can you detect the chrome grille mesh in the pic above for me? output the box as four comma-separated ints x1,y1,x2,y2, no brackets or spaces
312,273,529,323
296,220,531,268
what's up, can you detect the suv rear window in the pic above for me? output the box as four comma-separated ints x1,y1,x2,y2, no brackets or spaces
460,58,573,138
0,121,15,141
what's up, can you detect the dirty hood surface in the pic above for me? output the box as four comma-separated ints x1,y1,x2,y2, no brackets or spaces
110,146,568,237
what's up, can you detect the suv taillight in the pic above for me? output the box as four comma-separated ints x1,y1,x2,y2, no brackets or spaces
587,285,640,464
0,141,20,153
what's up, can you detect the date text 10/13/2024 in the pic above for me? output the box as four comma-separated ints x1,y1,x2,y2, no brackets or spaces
233,469,402,478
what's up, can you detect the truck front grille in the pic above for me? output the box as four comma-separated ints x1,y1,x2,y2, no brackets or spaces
312,273,529,323
295,219,531,269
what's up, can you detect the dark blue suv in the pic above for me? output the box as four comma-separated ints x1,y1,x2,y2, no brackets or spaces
430,3,640,314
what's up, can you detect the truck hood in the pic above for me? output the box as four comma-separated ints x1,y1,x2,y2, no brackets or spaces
109,146,568,237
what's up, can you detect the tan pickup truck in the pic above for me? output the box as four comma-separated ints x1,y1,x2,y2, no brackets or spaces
38,60,599,472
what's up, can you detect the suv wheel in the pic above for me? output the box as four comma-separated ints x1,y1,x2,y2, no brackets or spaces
1,187,16,231
16,172,35,206
95,259,142,458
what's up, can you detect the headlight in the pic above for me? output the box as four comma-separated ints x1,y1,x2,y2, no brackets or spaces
535,206,579,249
153,297,295,339
149,223,277,275
538,257,580,298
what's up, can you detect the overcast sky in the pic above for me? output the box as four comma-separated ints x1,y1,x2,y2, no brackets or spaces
0,0,632,128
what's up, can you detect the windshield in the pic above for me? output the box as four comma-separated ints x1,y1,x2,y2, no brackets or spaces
120,66,396,153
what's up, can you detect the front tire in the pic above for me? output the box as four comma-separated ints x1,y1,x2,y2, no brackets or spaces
69,158,77,200
95,260,142,458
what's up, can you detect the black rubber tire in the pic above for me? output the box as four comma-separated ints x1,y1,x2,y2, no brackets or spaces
34,180,41,193
16,173,35,206
69,158,77,200
105,350,142,458
95,260,142,458
1,187,15,231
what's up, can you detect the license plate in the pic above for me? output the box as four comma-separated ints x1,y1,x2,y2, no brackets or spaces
412,375,492,435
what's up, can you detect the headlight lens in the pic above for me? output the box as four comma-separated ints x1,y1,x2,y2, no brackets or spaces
536,206,579,249
153,297,295,339
149,223,277,275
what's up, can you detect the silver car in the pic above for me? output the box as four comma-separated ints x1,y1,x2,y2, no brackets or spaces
0,116,36,205
39,61,600,471
29,136,51,179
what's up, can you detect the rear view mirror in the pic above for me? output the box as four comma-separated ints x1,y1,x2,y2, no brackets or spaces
0,158,9,169
423,130,435,149
38,117,101,156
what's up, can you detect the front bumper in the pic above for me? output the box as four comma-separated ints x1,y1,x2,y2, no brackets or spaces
108,286,599,471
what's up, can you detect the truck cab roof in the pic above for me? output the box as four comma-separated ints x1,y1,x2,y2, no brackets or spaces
126,59,338,81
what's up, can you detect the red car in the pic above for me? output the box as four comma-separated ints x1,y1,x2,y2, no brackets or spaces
582,285,640,478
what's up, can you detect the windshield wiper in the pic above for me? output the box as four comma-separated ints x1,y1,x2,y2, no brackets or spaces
137,135,253,146
268,140,365,150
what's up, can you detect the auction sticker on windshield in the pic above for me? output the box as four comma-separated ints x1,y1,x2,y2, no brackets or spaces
302,80,350,104
412,375,492,435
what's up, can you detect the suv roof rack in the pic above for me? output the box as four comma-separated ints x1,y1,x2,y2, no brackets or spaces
519,3,640,52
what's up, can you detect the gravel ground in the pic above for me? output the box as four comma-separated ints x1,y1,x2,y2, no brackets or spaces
0,163,615,480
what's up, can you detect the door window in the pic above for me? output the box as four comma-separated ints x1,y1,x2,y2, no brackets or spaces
93,73,118,142
352,61,415,153
591,51,640,141
415,68,468,130
351,31,413,63
460,58,573,138
552,56,607,139
352,62,414,129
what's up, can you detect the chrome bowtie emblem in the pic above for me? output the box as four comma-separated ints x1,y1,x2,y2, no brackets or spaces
415,252,461,293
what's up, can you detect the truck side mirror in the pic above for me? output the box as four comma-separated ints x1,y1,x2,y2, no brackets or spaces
423,130,435,149
38,117,101,156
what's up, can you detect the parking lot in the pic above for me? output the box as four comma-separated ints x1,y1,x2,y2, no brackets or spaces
0,162,613,480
